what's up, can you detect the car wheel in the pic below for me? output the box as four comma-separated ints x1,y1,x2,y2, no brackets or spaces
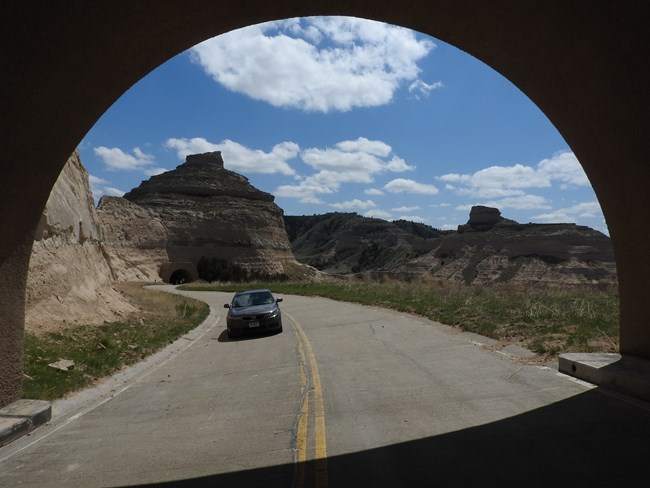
227,328,237,339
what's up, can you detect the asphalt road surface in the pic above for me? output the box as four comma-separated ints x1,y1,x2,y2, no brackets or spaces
2,286,650,487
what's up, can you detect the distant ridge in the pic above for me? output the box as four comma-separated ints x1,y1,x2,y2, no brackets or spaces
284,208,616,286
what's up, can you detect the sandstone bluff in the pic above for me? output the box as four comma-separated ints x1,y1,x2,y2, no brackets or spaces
104,151,295,280
26,151,297,333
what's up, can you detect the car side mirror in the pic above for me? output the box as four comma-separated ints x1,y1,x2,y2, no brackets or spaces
224,304,230,308
276,298,283,303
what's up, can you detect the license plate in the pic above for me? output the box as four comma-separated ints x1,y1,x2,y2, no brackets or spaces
249,321,260,328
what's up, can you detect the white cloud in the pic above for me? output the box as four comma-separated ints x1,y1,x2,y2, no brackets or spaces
385,156,415,172
384,178,439,195
365,188,385,196
538,151,590,187
408,79,443,99
330,199,376,210
441,152,595,216
487,195,551,210
396,215,427,223
364,209,392,219
104,187,125,197
190,17,435,112
144,167,168,177
431,203,451,207
391,205,420,212
88,174,125,201
163,137,216,156
275,137,415,201
438,151,589,198
335,137,391,157
275,175,337,201
94,146,155,171
438,164,548,197
533,201,603,223
165,137,298,176
301,147,384,176
88,174,108,186
299,195,325,205
455,194,551,212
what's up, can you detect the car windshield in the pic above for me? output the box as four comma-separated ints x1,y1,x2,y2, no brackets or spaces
232,292,275,307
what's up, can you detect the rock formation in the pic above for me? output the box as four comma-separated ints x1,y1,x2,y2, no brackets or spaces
285,207,617,287
457,205,507,232
284,213,444,273
122,152,294,276
96,196,169,282
26,150,300,332
25,151,136,334
408,215,616,286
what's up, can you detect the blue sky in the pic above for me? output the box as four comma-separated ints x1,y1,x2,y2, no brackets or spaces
79,17,607,234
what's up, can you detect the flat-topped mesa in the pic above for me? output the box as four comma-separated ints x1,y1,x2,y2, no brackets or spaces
116,151,294,275
123,151,274,204
185,151,225,168
458,205,503,232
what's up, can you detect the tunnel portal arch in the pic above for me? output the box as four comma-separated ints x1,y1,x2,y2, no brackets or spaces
160,262,199,285
1,2,650,407
169,270,193,285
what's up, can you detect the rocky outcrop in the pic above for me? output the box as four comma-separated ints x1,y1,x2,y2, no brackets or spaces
96,196,169,282
285,208,617,287
458,205,501,232
122,152,295,275
284,213,446,273
403,220,616,286
25,151,137,334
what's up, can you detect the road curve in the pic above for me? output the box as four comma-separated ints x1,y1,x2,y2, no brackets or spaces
1,286,650,487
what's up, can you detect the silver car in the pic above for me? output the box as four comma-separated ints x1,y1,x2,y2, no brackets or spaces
224,289,283,338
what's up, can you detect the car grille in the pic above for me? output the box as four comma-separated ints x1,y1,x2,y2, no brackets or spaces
241,313,272,321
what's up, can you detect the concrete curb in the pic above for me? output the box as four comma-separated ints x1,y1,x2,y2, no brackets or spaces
559,353,650,402
0,399,51,447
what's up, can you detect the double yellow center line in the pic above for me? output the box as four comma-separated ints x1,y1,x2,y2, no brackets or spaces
287,312,328,488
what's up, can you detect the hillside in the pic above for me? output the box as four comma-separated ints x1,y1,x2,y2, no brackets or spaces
284,207,616,286
284,213,450,274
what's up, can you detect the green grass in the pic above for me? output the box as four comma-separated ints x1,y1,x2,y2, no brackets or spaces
181,281,619,357
22,286,209,401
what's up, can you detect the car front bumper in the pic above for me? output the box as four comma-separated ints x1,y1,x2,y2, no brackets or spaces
227,313,282,334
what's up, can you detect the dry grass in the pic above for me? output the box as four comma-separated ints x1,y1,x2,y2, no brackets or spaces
22,283,209,401
184,280,619,358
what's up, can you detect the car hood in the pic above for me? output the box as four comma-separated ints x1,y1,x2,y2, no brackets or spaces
228,304,278,316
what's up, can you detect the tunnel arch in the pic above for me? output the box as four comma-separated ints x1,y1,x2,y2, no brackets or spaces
169,270,193,285
160,262,199,285
1,2,649,406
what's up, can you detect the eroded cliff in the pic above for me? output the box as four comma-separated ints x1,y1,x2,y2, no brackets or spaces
122,152,295,276
25,151,137,334
285,207,617,286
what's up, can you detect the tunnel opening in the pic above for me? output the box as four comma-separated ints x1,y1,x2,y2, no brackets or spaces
169,269,194,285
21,12,616,400
0,0,650,452
159,262,199,284
1,6,648,488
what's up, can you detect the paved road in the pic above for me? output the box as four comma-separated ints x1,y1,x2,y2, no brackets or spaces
2,286,650,487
